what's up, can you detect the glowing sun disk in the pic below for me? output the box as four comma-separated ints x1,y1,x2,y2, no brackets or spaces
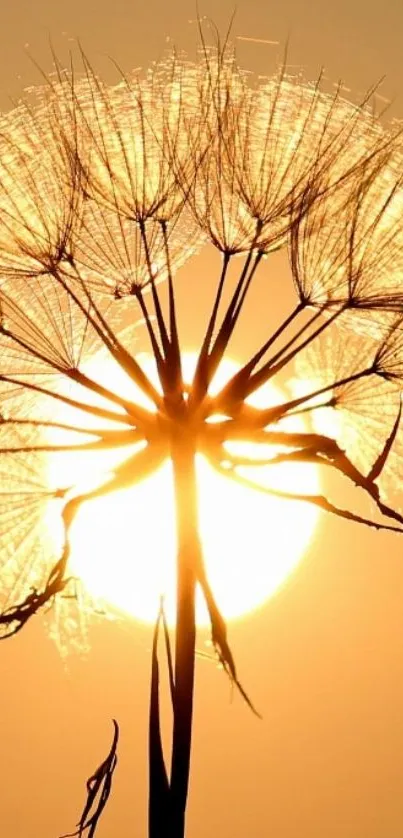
48,355,320,625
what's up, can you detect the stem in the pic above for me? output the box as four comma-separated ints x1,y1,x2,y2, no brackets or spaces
213,302,304,412
204,247,256,387
189,251,231,407
169,434,200,837
139,219,170,358
55,265,163,409
243,306,344,399
161,220,181,364
0,375,135,426
136,290,165,369
161,221,184,406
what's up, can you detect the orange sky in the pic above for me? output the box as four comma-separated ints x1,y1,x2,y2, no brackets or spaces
1,2,403,837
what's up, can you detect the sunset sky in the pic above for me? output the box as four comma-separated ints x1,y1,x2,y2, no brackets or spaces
2,2,403,837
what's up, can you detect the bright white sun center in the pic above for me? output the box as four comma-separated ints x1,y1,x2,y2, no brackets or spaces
48,354,320,625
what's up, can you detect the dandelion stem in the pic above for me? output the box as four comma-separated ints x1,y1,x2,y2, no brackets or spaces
244,306,344,398
0,375,137,426
169,434,200,837
139,219,171,358
197,230,263,403
214,301,305,411
68,368,154,429
162,222,181,364
190,250,231,406
136,290,165,370
55,266,164,408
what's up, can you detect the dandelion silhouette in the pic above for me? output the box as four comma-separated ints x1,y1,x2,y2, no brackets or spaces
1,27,403,838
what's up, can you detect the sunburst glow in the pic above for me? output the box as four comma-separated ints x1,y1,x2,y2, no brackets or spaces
48,355,320,626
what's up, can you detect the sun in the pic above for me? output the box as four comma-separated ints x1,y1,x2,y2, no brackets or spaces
47,355,320,626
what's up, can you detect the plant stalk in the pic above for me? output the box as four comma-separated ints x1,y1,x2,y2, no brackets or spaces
169,432,200,837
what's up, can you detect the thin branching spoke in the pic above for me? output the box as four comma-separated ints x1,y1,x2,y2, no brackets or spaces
206,454,403,535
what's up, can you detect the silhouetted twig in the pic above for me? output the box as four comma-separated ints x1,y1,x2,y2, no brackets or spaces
61,719,119,838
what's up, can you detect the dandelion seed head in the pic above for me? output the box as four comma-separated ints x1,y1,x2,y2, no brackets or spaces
1,41,403,645
295,322,403,491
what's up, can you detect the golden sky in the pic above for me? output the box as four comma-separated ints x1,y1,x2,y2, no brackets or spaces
1,2,403,837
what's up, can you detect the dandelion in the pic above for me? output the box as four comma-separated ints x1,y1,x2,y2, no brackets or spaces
1,33,403,838
289,140,403,319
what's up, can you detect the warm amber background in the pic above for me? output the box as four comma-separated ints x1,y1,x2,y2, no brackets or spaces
1,2,403,836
